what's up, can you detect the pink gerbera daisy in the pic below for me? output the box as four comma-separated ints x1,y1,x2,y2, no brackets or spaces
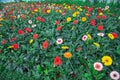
93,62,103,71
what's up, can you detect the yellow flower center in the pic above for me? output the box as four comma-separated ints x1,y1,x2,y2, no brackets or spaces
67,17,72,22
82,17,87,22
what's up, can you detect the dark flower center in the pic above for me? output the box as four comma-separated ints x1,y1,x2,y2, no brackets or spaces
113,74,117,77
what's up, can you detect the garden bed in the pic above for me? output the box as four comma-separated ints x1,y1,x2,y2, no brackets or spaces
0,2,120,80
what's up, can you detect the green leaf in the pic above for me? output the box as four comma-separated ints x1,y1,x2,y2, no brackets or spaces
116,46,120,55
97,73,105,80
44,69,48,75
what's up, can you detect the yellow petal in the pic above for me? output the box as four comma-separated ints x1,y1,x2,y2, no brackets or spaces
47,10,51,13
68,6,70,9
0,18,3,21
29,39,34,44
78,7,82,11
8,46,13,48
32,12,35,14
108,33,114,39
99,12,103,16
72,13,77,17
76,11,80,14
61,46,69,50
34,9,38,12
56,10,59,12
93,42,100,48
59,10,62,13
66,17,71,22
87,34,92,40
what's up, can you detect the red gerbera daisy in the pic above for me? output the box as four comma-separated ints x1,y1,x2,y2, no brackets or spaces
102,15,107,19
42,41,49,49
55,20,60,25
98,25,104,31
36,16,41,21
112,32,118,39
12,43,19,50
24,28,32,33
33,34,39,39
72,20,78,24
87,7,93,12
90,19,96,26
54,56,62,67
40,18,45,22
1,39,6,45
96,15,101,19
18,30,24,35
56,26,62,31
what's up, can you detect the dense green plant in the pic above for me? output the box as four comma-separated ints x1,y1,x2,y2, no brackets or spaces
0,1,120,80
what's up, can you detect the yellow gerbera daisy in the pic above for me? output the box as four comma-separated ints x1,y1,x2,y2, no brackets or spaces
108,33,114,39
76,11,80,14
29,39,34,44
93,42,100,48
66,17,72,22
72,13,77,17
81,17,87,22
102,56,113,66
59,10,62,13
61,46,69,50
34,9,38,12
78,7,83,11
87,33,92,40
0,18,3,21
99,12,103,16
47,9,51,13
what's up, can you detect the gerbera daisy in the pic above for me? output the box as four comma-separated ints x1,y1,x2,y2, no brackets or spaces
110,71,120,80
56,38,63,44
93,62,103,71
82,35,88,41
54,56,62,67
102,56,112,66
64,52,72,58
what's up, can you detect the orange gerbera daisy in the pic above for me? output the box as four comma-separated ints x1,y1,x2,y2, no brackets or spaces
64,52,72,58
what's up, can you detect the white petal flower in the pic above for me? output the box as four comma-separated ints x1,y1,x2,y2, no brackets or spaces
28,20,32,24
110,71,120,80
82,35,88,41
97,33,105,37
118,16,120,20
17,15,20,18
105,6,109,10
56,38,63,44
32,24,36,28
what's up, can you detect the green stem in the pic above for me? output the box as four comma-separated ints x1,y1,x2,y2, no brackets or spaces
69,59,74,71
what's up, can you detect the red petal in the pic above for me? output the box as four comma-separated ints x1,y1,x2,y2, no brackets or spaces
54,56,62,67
42,41,49,49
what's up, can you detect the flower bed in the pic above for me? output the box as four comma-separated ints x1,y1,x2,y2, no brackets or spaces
0,2,120,80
